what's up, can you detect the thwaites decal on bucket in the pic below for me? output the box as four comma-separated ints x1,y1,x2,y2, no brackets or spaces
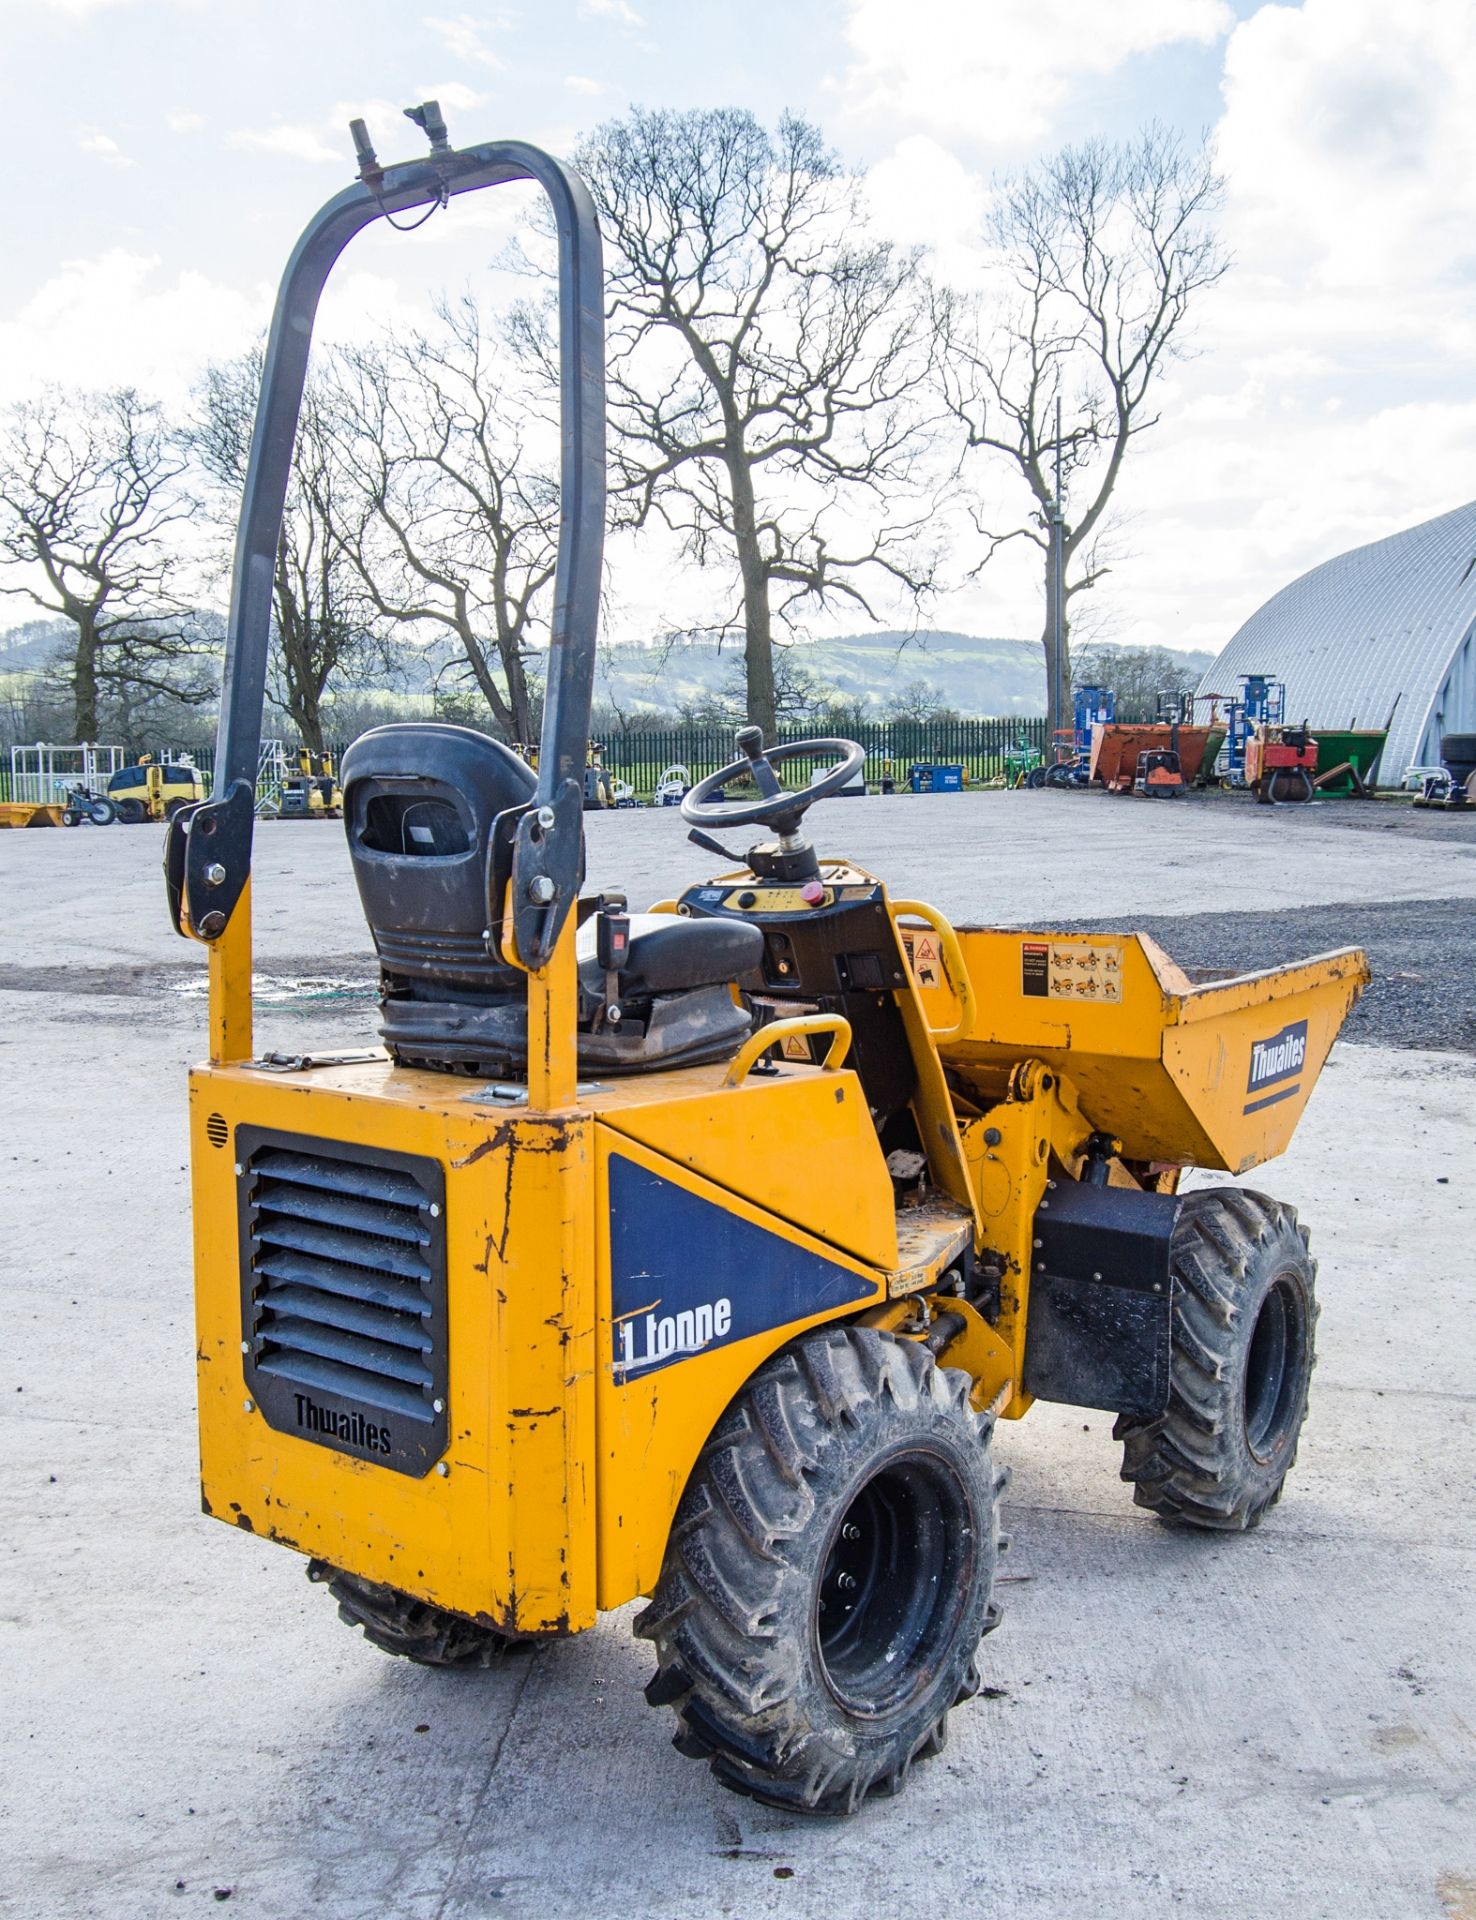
607,1155,874,1382
1244,1018,1308,1114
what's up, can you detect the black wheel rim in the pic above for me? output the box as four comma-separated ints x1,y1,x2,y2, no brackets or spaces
1244,1275,1307,1461
814,1451,973,1718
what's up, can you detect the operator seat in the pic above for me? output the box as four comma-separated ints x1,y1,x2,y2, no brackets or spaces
341,723,761,1077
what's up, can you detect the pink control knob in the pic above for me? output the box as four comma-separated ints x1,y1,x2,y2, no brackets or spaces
800,880,826,906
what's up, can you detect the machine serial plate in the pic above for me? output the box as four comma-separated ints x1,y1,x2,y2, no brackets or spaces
1021,939,1124,1003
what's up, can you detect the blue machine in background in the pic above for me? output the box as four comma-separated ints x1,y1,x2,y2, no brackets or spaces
1224,674,1285,786
1072,684,1115,756
909,762,964,793
1044,684,1115,787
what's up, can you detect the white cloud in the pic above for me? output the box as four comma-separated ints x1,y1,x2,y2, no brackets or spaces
579,0,642,25
0,250,265,411
166,110,204,134
836,0,1233,145
424,11,506,67
229,123,343,166
563,74,603,95
409,79,486,116
78,131,129,165
865,136,987,283
1077,0,1476,653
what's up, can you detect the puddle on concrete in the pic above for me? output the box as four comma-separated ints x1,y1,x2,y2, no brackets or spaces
168,973,377,1008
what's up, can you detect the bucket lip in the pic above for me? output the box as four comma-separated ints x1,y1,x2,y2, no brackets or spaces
1163,943,1370,1024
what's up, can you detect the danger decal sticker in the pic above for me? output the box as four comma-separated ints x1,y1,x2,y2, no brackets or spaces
1021,940,1124,1003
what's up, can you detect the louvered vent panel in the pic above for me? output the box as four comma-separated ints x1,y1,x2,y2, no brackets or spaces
237,1132,447,1476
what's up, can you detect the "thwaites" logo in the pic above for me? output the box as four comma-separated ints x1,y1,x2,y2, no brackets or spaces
1245,1019,1308,1112
294,1391,392,1456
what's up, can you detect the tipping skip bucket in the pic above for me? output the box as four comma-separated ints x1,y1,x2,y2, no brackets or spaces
0,802,63,828
1089,724,1218,791
910,927,1368,1173
1312,728,1389,794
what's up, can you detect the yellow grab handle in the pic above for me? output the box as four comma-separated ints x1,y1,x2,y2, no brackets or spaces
722,1014,853,1088
891,899,977,1045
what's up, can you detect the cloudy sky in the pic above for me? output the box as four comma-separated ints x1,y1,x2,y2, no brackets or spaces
3,0,1473,658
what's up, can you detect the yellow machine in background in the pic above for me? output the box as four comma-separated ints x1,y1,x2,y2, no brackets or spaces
108,757,207,823
168,121,1368,1816
276,749,342,819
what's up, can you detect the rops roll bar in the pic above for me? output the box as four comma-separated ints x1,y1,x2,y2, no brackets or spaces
165,117,605,974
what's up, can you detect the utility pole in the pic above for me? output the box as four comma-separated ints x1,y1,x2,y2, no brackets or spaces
1049,397,1067,758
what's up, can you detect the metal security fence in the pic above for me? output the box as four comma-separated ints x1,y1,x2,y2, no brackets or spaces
598,718,1048,797
0,720,1046,806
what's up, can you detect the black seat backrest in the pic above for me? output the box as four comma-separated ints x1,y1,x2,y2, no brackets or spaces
341,723,536,993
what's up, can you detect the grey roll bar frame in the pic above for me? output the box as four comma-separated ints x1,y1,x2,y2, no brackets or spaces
167,133,605,970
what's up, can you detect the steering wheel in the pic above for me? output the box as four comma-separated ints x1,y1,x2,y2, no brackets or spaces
681,727,866,836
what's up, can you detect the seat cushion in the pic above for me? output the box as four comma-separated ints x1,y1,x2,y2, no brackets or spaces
576,913,763,997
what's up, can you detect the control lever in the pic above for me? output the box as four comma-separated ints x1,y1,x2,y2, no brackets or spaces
687,827,747,866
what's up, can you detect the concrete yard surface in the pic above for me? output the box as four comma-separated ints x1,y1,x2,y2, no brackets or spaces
1,794,1473,1920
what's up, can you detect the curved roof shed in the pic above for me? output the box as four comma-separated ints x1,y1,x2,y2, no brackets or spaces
1200,501,1476,780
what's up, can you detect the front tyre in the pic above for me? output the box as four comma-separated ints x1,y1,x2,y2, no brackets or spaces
1116,1187,1317,1530
637,1326,1004,1814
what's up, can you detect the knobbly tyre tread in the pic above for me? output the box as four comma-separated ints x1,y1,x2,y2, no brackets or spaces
306,1561,529,1668
635,1325,1005,1815
1115,1186,1318,1531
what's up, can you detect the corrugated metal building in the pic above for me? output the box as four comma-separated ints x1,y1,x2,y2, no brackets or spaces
1200,501,1476,780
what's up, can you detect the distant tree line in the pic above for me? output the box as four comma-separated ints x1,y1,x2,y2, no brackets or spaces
0,111,1225,752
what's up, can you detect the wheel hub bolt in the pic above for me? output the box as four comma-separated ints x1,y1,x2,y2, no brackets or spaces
837,1571,857,1590
841,1522,861,1540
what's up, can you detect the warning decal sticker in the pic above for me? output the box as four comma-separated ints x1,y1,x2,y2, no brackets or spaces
900,930,943,989
1021,939,1124,1002
910,934,940,987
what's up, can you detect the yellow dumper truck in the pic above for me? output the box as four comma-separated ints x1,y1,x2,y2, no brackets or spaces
168,119,1367,1815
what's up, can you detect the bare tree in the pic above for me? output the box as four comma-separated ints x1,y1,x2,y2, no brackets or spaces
567,107,941,737
0,387,208,739
335,299,559,745
193,350,381,754
1071,640,1209,721
886,676,957,724
942,127,1228,742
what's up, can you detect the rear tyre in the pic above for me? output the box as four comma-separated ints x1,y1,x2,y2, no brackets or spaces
116,798,146,824
87,796,118,826
1116,1187,1317,1531
636,1326,1004,1814
307,1561,530,1667
1023,765,1047,790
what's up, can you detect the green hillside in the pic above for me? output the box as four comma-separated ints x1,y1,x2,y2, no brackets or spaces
595,631,1053,717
